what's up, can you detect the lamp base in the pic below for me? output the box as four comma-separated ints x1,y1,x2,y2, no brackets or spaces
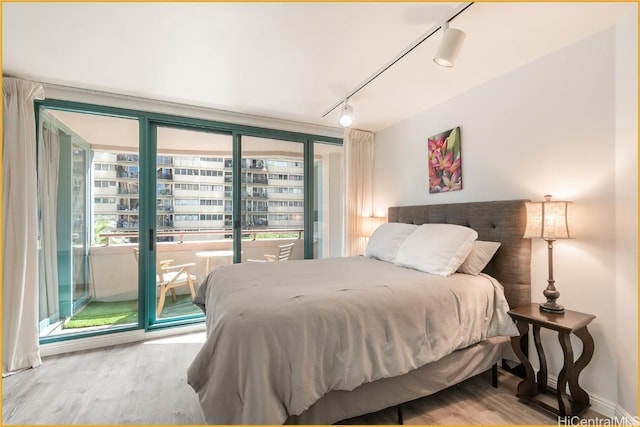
539,301,565,314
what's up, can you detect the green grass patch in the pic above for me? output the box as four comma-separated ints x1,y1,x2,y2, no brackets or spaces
65,294,201,329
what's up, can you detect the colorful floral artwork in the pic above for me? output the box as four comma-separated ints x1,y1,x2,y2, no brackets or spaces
428,127,462,193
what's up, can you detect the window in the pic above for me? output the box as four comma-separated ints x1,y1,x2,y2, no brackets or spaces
268,200,304,207
95,197,116,204
175,214,199,221
200,169,223,177
175,183,199,191
200,184,224,192
268,187,303,194
200,199,223,206
201,157,223,162
175,168,199,176
157,155,173,165
94,163,116,171
175,199,199,206
199,214,223,221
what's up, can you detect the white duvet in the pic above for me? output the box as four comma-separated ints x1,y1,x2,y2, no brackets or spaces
187,256,518,424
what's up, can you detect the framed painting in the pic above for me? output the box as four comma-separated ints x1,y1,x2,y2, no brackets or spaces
427,126,462,193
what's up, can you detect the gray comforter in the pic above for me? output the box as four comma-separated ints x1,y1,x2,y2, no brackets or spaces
187,256,518,424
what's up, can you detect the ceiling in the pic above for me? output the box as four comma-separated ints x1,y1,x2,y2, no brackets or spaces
2,2,635,132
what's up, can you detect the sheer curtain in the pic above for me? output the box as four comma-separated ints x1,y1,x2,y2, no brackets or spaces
37,116,60,325
3,77,45,376
343,129,374,256
328,151,345,257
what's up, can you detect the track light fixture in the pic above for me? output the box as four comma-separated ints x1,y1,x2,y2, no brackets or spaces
322,2,473,124
339,101,354,127
433,21,466,68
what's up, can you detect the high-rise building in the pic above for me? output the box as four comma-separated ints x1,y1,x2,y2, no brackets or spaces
92,151,304,242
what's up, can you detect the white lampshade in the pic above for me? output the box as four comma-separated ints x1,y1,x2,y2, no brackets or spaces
523,195,571,240
433,27,466,68
361,216,384,237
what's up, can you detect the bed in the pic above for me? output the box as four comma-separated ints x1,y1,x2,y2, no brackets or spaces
187,199,531,424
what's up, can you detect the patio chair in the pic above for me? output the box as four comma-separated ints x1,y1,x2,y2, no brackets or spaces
133,248,197,316
248,242,295,262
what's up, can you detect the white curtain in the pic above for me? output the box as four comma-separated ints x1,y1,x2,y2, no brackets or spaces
3,77,45,376
37,117,60,324
328,151,345,257
343,129,374,256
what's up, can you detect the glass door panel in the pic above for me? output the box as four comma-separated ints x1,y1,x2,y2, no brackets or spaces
71,143,90,309
38,109,140,338
240,136,304,262
155,126,233,320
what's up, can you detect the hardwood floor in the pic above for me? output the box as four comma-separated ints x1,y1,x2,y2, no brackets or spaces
2,331,604,425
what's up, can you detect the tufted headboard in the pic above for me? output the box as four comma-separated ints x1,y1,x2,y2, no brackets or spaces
388,199,531,309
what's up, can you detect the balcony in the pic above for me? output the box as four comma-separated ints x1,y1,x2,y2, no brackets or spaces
116,205,138,211
34,229,306,338
116,172,139,179
116,154,139,162
116,221,139,229
241,177,268,185
88,231,304,302
117,188,139,195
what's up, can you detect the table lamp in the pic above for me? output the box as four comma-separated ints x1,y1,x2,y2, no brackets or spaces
523,195,572,314
361,216,384,238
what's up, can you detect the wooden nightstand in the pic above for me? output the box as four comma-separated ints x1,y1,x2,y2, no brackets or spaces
508,304,596,417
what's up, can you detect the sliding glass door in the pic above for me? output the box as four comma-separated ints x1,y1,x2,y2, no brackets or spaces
38,108,141,339
151,125,233,322
70,141,91,311
240,136,305,263
37,99,342,342
38,115,93,331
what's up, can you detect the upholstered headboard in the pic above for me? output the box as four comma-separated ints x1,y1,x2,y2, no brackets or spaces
388,199,531,309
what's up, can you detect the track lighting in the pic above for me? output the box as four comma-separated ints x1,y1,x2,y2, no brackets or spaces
322,3,473,122
433,21,466,68
339,101,353,127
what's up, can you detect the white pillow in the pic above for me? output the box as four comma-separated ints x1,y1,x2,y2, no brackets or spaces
457,240,501,275
365,223,419,263
395,224,478,276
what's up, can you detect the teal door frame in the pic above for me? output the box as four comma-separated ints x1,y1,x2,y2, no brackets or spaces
37,98,342,340
56,133,92,318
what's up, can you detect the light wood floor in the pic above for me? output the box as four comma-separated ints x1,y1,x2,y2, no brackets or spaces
2,331,603,425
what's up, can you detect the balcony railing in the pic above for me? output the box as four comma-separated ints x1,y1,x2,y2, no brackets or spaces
116,172,139,179
117,154,139,162
86,237,304,306
117,205,138,211
99,228,303,245
117,221,139,229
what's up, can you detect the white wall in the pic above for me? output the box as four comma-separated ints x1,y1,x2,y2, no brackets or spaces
614,9,638,418
373,21,637,416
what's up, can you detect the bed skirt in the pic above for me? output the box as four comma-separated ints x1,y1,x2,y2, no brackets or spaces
286,336,512,424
